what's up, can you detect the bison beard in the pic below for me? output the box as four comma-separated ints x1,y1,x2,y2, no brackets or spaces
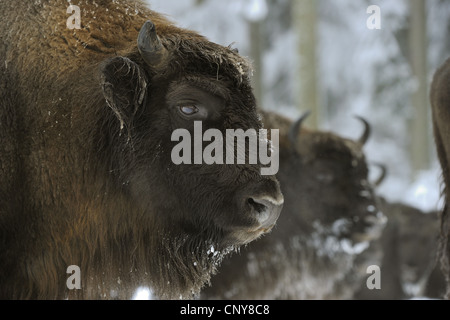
430,57,450,299
0,1,283,299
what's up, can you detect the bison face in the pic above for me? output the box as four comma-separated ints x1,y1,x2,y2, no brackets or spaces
98,21,283,256
278,115,386,246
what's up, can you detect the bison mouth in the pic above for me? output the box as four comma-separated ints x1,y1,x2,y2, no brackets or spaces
350,211,387,243
245,223,278,242
226,226,276,246
177,191,283,249
203,180,284,246
238,195,283,243
312,208,387,247
215,216,281,249
304,210,387,259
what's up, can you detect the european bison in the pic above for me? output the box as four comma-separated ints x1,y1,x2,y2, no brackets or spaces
0,0,283,299
200,111,386,299
430,57,450,299
355,199,443,299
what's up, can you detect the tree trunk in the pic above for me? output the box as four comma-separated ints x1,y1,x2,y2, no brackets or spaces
409,0,430,175
293,0,320,129
249,20,264,109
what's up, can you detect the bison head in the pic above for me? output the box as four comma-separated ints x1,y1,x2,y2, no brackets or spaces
95,20,283,297
276,112,386,246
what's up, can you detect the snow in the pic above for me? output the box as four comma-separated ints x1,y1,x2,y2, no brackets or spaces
382,165,444,212
241,0,268,22
132,287,154,300
341,239,370,256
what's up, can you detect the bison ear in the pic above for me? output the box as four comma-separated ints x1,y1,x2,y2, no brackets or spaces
100,56,148,134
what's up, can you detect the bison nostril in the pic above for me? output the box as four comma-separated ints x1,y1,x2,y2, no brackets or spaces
247,196,283,230
248,198,267,214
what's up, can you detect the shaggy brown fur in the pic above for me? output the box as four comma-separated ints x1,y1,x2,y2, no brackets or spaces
430,58,450,299
0,0,283,299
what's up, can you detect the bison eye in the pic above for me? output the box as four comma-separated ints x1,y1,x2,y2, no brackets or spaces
179,105,199,116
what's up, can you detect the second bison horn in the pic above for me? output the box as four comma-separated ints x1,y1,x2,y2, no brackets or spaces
355,116,371,146
372,163,388,187
138,20,168,67
288,111,311,147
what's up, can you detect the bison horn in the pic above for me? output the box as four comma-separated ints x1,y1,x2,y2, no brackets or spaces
288,111,311,147
355,116,371,146
371,163,388,187
137,20,168,67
